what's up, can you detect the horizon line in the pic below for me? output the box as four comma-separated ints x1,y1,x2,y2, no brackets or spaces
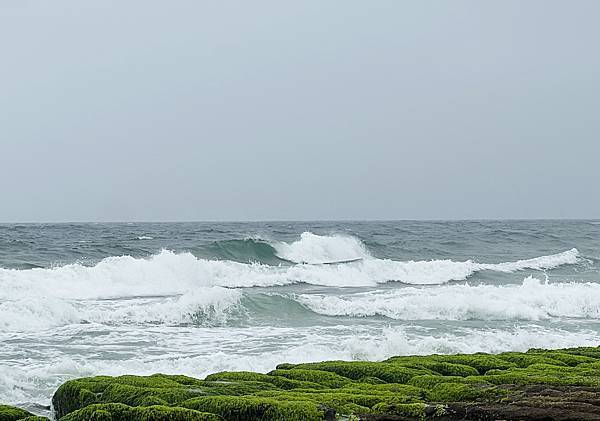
0,217,598,224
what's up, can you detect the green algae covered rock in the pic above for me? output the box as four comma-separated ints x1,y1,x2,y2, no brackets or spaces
0,405,42,421
60,403,222,421
51,345,600,420
51,373,280,419
204,371,324,390
280,361,430,383
266,369,352,389
386,353,516,375
181,396,323,421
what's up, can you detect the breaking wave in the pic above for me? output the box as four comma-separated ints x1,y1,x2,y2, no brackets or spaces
0,232,581,331
0,236,580,296
0,287,242,331
296,276,600,321
273,232,370,264
204,238,284,265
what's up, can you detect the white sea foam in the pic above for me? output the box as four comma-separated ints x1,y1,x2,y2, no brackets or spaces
0,242,581,331
97,287,242,325
0,287,241,331
478,248,580,272
2,324,599,405
0,246,579,298
297,276,600,321
274,232,371,264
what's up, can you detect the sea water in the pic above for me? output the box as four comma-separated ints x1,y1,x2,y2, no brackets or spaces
1,220,599,411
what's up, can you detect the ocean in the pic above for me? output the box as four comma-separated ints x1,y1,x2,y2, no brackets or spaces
1,220,599,413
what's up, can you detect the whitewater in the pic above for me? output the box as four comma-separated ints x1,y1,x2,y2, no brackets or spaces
0,220,599,412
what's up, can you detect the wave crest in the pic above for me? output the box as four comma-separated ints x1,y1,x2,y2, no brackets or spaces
0,247,580,298
274,232,370,264
0,244,581,331
0,287,242,331
297,275,599,321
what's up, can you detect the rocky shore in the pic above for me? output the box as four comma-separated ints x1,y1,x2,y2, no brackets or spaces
2,346,600,420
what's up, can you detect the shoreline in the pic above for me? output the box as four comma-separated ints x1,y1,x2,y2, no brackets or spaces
3,345,600,420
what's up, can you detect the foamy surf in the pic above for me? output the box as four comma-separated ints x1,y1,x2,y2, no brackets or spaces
0,242,580,299
273,232,370,264
0,221,597,409
0,233,580,333
2,324,599,405
0,245,581,332
296,275,600,321
0,286,242,331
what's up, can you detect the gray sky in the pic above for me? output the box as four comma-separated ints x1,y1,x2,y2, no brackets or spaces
1,1,599,222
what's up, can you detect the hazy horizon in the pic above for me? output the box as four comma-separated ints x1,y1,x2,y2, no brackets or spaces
1,217,600,224
2,1,599,222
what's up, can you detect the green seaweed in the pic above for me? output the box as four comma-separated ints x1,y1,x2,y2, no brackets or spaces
0,405,40,421
181,396,322,421
282,361,430,383
409,374,491,390
480,362,600,387
429,354,516,374
204,371,323,390
60,403,222,421
49,345,600,420
267,369,351,388
495,351,566,368
384,357,479,377
53,374,279,419
527,351,597,366
425,382,486,402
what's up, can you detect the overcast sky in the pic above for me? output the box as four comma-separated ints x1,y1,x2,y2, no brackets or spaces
1,1,599,222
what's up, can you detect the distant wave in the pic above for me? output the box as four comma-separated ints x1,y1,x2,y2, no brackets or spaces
204,231,579,276
203,233,369,265
205,238,285,265
273,232,370,264
296,276,600,321
476,248,579,272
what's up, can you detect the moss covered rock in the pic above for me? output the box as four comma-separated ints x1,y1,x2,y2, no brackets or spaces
280,361,430,383
267,369,351,389
50,345,600,420
52,374,277,419
0,405,42,421
60,403,222,421
181,396,324,421
204,371,323,390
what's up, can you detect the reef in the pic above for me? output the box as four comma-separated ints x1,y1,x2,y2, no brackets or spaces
5,346,600,420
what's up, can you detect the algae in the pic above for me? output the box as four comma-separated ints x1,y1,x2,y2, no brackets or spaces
45,345,600,420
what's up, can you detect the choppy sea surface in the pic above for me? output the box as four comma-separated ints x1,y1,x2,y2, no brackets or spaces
1,220,599,411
